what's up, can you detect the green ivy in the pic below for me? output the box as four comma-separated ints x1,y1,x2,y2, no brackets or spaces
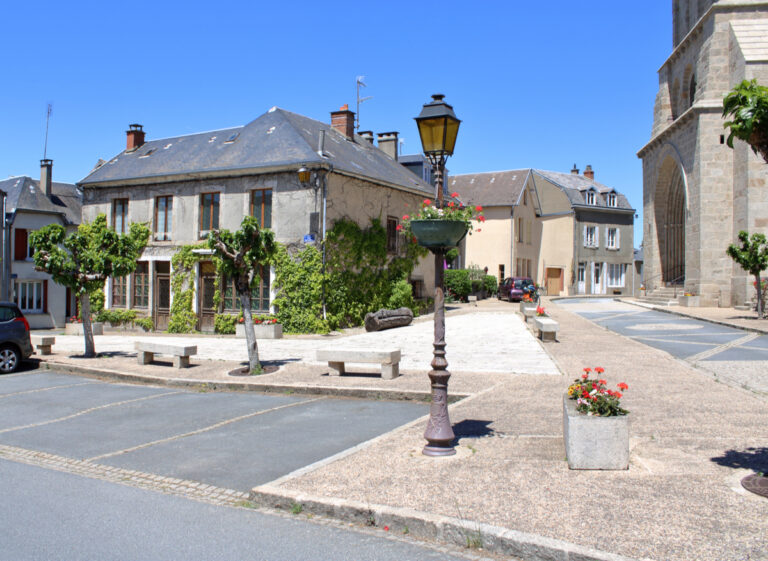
272,244,328,334
134,317,154,332
167,244,207,333
96,308,136,325
214,312,240,334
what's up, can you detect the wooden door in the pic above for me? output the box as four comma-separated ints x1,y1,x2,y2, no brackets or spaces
546,268,562,296
197,261,216,332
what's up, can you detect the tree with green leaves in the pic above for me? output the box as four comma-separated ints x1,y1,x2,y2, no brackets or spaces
726,231,768,318
723,79,768,163
207,216,276,373
30,214,150,357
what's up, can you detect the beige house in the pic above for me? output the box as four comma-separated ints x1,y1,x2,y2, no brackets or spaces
78,107,434,331
450,166,635,297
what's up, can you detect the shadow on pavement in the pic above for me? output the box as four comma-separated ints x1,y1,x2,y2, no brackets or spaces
711,447,768,472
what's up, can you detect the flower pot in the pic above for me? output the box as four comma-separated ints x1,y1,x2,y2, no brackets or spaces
410,220,468,249
65,322,104,336
563,394,629,470
236,322,283,339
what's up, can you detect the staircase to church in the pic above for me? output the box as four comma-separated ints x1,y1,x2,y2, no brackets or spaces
637,286,681,307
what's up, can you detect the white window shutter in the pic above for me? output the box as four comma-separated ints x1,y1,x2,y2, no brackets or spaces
616,228,621,249
595,227,600,248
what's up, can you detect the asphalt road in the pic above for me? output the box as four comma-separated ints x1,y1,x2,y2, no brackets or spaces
0,370,489,561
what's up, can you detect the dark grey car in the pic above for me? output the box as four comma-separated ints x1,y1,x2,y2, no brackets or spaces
0,302,33,373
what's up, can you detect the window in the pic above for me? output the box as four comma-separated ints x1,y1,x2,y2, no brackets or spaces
585,226,597,247
14,280,44,313
526,221,532,245
607,264,626,287
113,199,128,233
112,276,127,308
607,193,617,207
200,192,220,236
585,191,595,205
251,189,272,228
607,227,619,249
132,262,149,308
577,262,586,283
386,216,399,253
516,218,524,243
14,229,34,261
523,190,527,206
222,267,271,312
155,196,172,241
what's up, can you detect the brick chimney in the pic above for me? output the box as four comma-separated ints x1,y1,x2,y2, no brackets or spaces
584,164,595,181
126,124,145,152
40,159,53,198
571,164,580,175
359,130,374,144
330,105,355,139
377,132,399,160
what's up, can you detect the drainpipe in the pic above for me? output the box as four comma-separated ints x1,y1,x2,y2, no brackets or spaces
320,163,333,321
1,190,6,301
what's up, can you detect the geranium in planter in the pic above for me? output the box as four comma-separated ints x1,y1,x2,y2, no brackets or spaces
563,367,630,470
401,194,484,250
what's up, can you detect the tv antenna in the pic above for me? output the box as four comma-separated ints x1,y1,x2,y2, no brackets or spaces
355,76,372,132
43,103,53,160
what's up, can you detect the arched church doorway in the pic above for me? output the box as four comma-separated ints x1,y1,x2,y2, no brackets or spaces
654,157,686,284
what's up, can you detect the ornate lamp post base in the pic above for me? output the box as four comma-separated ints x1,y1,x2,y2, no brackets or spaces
422,249,455,456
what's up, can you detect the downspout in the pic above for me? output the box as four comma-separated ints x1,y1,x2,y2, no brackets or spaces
1,191,7,302
317,130,332,321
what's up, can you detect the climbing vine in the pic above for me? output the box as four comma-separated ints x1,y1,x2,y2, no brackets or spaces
167,244,207,333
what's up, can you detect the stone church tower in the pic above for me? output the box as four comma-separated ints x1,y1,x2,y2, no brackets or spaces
639,0,768,307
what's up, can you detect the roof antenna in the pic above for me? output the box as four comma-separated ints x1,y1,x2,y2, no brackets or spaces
43,103,53,160
355,76,372,132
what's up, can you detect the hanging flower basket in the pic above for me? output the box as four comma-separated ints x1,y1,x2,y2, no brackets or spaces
410,219,468,249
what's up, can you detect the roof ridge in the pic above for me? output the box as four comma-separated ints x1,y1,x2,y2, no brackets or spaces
452,169,530,177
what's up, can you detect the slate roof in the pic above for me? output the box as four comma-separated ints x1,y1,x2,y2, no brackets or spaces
79,108,432,195
0,175,82,225
448,170,529,206
449,168,634,212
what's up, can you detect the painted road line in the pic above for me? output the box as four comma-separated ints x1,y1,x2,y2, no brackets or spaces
686,333,760,363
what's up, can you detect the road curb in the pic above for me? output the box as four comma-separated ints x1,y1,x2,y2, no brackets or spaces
249,485,646,561
38,361,467,403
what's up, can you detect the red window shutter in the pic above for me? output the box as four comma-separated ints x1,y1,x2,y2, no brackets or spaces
43,280,48,313
15,229,27,261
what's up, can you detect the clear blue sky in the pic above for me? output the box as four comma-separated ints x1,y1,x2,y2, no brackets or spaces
1,1,672,248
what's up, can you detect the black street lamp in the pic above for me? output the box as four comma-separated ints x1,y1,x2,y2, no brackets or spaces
414,94,461,457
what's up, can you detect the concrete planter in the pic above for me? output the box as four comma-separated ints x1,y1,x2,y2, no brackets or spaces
521,306,537,322
236,322,283,339
678,295,700,307
563,394,629,470
65,322,104,336
519,301,536,314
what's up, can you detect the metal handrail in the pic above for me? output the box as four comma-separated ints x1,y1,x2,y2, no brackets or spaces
643,267,685,296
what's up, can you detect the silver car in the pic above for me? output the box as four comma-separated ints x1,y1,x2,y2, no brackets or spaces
0,302,33,373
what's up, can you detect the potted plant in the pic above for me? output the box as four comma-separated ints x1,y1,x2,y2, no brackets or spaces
563,367,630,470
235,314,282,339
401,193,484,249
65,316,103,336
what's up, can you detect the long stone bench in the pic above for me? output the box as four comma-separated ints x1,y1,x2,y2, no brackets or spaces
31,335,55,355
534,317,559,342
135,341,197,368
316,349,401,380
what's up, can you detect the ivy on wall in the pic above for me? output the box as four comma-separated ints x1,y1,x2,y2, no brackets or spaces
167,244,207,333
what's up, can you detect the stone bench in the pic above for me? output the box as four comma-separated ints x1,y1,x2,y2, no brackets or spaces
135,341,197,368
534,317,559,341
521,306,537,322
31,335,55,356
467,295,478,306
316,349,401,380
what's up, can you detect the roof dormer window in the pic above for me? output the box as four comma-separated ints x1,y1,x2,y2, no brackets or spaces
585,190,596,205
607,193,617,207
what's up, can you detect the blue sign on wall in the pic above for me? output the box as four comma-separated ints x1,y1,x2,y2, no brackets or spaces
303,234,316,243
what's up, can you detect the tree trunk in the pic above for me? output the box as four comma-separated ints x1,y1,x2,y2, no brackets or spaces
756,274,765,319
238,283,261,373
79,293,96,358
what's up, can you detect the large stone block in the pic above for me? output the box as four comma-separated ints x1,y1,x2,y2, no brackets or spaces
563,394,629,470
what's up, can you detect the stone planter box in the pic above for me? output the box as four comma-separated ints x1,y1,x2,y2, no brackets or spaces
65,322,104,336
678,295,699,307
563,394,629,470
519,301,536,314
521,306,537,322
236,322,283,339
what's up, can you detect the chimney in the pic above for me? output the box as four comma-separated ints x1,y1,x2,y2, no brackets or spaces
377,132,399,160
126,124,145,152
584,164,594,181
330,105,355,139
359,130,374,144
570,163,580,175
40,159,53,198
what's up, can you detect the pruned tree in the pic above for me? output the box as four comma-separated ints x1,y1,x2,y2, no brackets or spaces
723,79,768,163
207,216,276,373
726,231,768,318
30,214,150,357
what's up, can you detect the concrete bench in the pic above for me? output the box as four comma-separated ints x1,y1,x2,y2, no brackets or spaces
468,295,478,306
316,349,401,380
31,335,55,355
534,317,559,342
135,341,197,368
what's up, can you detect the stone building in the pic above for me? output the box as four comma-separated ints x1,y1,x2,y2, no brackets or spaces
450,165,635,296
0,160,82,328
78,107,434,331
638,0,768,307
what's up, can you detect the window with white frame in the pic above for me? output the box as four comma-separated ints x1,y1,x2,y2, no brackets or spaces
577,262,586,283
607,227,619,249
26,230,36,259
15,280,43,313
584,226,597,247
607,263,626,287
607,193,617,207
585,191,596,205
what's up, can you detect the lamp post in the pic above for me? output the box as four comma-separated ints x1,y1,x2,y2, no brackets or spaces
415,94,461,457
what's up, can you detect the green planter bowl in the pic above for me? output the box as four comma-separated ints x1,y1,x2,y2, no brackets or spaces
410,219,468,249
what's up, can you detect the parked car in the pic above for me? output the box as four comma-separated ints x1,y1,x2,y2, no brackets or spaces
0,302,33,373
498,277,535,302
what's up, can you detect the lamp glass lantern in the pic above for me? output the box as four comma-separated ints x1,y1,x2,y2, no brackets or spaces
297,166,311,185
415,94,461,159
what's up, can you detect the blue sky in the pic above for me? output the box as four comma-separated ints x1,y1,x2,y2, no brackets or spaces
1,1,672,247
